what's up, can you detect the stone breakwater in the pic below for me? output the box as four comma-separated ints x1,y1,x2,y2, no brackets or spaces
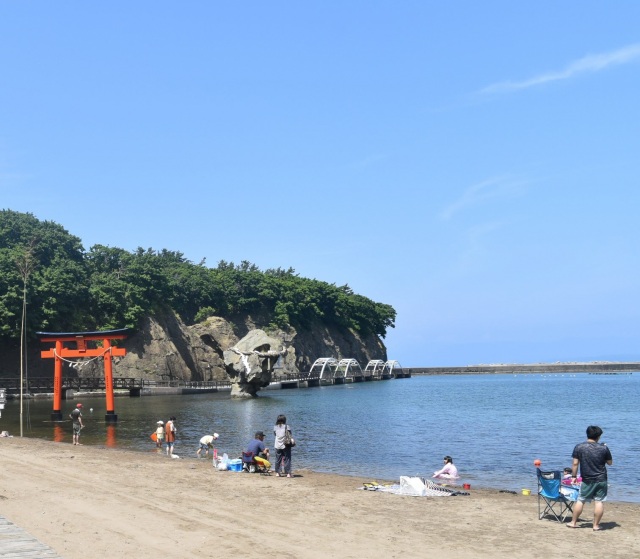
405,362,640,375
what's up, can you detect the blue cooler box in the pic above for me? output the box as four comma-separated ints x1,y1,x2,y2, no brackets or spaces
228,459,243,472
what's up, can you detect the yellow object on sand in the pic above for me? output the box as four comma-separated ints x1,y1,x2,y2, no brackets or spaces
254,456,271,469
522,489,531,496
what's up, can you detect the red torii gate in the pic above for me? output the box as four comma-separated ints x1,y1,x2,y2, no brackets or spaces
38,329,128,423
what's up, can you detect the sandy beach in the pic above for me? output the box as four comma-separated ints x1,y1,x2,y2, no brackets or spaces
1,437,639,558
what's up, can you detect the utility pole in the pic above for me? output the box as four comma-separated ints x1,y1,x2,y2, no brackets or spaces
16,242,36,438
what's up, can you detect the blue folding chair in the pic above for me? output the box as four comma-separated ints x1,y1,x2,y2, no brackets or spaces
537,468,575,522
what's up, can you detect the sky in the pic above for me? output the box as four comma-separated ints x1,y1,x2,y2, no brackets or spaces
1,2,639,366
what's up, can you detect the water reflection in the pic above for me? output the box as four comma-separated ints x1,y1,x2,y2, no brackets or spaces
53,424,64,443
106,424,117,447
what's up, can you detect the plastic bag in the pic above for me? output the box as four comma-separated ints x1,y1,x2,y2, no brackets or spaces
216,453,229,470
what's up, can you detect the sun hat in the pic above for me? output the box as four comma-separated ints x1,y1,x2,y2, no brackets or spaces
157,420,164,425
213,433,219,439
76,403,83,408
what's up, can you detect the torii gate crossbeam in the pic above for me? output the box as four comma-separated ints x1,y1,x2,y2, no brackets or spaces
38,329,128,423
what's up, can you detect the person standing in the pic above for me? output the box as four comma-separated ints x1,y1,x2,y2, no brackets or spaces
69,403,83,445
165,416,177,456
155,421,165,449
274,414,293,478
567,425,613,531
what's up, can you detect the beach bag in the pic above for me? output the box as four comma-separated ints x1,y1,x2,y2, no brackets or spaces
216,453,230,470
284,428,296,448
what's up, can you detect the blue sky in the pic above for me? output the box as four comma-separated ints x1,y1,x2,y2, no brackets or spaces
1,2,639,366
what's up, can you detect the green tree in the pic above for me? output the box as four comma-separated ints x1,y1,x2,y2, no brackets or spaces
0,210,88,338
0,210,396,342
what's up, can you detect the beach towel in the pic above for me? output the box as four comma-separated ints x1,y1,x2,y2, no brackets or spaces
362,477,468,497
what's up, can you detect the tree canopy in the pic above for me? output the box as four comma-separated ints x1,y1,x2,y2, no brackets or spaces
0,210,396,341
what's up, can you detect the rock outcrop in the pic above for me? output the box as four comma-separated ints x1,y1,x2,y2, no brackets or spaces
0,311,388,396
223,330,290,397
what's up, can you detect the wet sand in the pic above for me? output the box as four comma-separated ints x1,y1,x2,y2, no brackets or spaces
1,437,639,558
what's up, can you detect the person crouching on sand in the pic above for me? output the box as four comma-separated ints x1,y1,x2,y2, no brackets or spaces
196,433,219,457
433,456,459,479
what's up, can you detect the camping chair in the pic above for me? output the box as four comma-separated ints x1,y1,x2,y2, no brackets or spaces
537,468,575,522
241,451,271,475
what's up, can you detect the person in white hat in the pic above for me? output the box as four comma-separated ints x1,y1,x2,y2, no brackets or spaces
155,421,165,449
197,433,219,457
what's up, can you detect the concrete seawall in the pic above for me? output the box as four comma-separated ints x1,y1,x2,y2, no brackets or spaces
405,362,640,375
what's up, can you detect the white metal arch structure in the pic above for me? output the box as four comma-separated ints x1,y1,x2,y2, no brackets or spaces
385,360,403,376
365,359,386,379
309,358,338,379
335,359,362,380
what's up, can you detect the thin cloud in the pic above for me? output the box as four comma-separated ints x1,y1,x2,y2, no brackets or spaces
0,149,31,190
0,171,31,190
351,153,389,170
481,43,640,94
449,220,508,277
440,176,528,221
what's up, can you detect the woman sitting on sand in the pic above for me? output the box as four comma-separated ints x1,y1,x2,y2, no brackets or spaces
433,456,459,479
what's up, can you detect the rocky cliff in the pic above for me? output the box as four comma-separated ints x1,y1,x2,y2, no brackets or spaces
1,311,388,396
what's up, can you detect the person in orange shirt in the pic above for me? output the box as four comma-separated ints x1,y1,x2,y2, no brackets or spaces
165,416,177,456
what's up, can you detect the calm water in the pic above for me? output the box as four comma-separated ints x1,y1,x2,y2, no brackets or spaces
2,373,638,502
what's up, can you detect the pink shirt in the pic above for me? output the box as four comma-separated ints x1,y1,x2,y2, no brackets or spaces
433,463,459,479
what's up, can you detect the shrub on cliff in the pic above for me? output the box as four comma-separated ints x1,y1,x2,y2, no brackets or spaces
0,210,396,341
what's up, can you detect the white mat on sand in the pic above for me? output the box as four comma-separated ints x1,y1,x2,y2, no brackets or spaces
363,476,462,497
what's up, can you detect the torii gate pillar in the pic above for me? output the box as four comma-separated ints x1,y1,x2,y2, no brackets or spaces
38,329,128,423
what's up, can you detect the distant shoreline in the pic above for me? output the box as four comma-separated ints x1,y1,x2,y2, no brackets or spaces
3,362,638,400
404,362,639,375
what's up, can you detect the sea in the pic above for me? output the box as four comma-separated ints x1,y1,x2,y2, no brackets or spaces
2,372,638,503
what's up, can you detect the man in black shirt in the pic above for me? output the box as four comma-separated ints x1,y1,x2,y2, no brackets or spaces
70,403,84,445
567,425,613,531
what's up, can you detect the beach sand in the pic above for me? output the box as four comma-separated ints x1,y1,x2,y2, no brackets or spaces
1,437,639,558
